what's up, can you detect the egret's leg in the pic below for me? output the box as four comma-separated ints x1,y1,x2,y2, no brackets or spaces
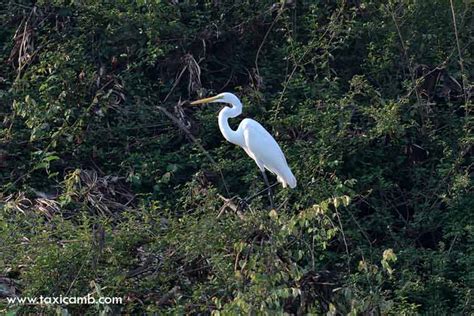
261,171,274,209
236,197,249,212
243,181,279,205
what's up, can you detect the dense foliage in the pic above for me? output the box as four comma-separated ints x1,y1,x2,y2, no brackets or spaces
1,0,472,314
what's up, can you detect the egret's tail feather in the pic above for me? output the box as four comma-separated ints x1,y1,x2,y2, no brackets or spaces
278,168,297,189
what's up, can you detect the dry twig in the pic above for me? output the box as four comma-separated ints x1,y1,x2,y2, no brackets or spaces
156,105,230,195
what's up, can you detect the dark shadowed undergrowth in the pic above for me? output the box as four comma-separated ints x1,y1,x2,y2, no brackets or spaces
0,0,472,314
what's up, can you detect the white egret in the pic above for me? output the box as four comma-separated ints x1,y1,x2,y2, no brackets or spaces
190,92,296,208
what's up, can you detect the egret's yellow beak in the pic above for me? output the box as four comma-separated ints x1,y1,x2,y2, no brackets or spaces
190,95,221,105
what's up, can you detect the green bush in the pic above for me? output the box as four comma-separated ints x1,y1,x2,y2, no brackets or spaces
1,0,472,314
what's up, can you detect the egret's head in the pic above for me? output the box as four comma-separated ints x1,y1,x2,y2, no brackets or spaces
190,92,240,106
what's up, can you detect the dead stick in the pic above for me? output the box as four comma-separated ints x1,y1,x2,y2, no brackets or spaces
156,105,230,195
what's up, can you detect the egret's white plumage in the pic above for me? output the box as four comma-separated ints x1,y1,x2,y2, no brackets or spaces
191,92,296,189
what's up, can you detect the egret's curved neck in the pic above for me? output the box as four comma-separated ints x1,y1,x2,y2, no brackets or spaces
218,100,243,146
